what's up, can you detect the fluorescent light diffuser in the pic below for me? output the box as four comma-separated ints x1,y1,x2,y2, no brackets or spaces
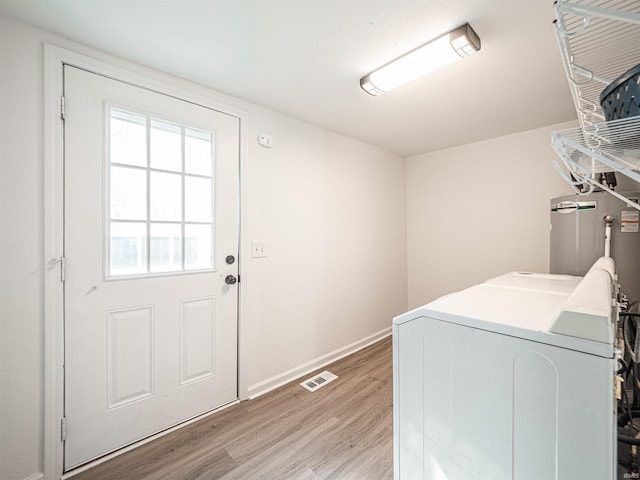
360,23,481,96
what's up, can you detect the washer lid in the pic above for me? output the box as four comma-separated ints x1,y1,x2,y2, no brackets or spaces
483,271,582,293
394,268,615,358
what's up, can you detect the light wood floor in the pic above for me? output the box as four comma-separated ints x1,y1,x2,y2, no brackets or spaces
70,336,393,480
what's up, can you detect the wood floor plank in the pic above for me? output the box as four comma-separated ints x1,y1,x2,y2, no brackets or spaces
70,336,393,480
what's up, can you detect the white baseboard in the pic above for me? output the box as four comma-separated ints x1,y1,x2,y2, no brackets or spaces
23,473,44,480
247,327,391,399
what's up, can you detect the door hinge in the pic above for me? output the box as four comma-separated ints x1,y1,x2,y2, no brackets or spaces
59,256,66,282
61,417,67,441
60,96,65,121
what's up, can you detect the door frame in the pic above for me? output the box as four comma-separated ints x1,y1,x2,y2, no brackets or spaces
43,44,249,479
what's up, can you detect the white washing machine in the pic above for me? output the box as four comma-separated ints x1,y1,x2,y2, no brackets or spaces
393,258,618,480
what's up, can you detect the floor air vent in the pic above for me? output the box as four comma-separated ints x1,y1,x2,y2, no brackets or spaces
300,370,338,392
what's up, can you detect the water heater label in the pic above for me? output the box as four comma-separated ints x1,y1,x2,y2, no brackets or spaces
621,211,639,233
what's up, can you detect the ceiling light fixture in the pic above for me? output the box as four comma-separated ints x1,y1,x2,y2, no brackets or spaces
360,23,481,96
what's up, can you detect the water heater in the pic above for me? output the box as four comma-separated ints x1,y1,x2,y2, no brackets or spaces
550,190,640,302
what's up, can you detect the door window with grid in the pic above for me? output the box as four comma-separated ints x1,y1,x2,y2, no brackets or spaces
108,107,215,277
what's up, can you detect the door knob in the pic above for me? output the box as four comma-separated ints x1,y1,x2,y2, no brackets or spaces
225,275,237,285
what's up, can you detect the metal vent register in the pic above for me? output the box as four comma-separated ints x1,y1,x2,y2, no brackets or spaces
300,371,338,392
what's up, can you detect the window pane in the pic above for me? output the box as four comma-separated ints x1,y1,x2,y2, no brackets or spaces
110,109,147,167
150,172,182,221
110,222,147,276
110,166,147,220
185,127,213,176
151,119,182,172
185,224,212,270
107,109,221,277
150,223,182,273
185,176,212,223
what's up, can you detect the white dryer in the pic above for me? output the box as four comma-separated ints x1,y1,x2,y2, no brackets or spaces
393,258,618,479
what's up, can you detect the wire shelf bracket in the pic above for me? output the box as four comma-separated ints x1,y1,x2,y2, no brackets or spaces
552,0,640,209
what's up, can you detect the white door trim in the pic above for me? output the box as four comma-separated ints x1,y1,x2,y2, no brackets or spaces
43,43,249,480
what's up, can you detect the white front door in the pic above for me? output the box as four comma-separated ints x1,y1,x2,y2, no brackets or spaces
63,65,240,469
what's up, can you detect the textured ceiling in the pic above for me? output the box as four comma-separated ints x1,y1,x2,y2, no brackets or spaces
0,0,577,157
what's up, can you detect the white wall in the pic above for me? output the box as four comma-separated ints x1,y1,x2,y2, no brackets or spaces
246,108,408,391
0,15,407,480
406,121,576,309
0,16,47,480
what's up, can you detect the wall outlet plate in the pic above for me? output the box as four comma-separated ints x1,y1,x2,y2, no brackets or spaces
251,241,267,258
